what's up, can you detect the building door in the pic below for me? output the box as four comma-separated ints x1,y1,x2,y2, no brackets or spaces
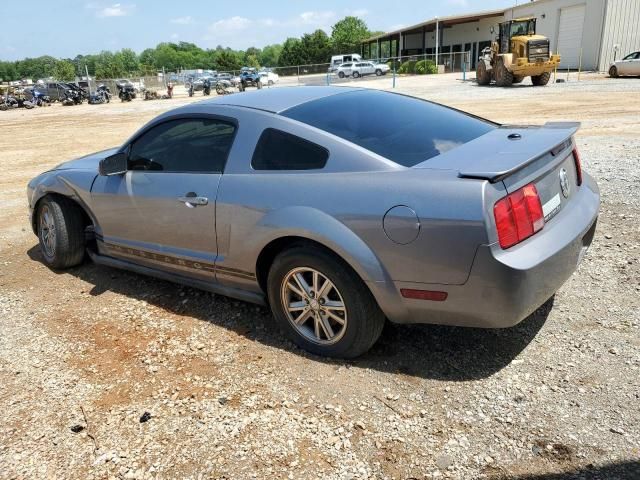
557,4,586,69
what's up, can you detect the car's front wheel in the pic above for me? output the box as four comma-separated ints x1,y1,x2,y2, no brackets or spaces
267,247,385,358
37,196,86,269
609,65,618,78
338,71,345,78
375,69,382,76
352,71,360,78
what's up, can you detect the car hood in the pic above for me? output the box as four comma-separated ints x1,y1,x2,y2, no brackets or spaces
54,147,119,171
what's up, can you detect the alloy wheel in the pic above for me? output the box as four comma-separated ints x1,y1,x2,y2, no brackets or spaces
39,205,56,258
280,267,348,345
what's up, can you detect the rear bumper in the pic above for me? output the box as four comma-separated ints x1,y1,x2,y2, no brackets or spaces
379,172,600,327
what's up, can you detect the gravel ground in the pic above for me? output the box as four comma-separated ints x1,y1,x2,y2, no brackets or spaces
0,73,638,479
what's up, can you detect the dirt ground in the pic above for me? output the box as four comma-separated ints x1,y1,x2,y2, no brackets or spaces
0,73,639,480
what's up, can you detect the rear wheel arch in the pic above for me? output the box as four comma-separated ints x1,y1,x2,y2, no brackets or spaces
256,236,375,300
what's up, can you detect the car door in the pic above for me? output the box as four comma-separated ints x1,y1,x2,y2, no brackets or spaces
90,116,236,281
618,52,637,75
629,52,640,75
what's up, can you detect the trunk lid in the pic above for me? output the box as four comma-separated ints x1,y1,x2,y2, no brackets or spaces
414,122,581,223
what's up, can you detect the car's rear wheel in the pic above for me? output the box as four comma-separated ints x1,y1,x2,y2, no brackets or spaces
352,71,360,78
609,65,618,78
267,247,385,358
37,196,86,269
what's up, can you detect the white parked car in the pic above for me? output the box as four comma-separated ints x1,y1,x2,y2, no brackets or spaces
609,51,640,77
259,70,280,86
328,54,362,72
336,61,390,79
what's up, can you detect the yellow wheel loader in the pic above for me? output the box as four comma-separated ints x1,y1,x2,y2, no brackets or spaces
476,17,560,87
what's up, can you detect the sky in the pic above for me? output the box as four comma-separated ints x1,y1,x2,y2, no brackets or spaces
1,0,518,61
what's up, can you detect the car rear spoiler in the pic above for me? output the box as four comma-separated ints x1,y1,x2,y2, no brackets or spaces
415,122,580,183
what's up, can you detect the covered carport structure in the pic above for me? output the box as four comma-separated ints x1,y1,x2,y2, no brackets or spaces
361,9,504,69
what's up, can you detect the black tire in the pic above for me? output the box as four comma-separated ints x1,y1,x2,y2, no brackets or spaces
609,66,618,78
476,61,491,85
37,196,86,269
338,71,345,79
267,246,385,358
512,75,524,84
531,71,551,86
352,71,360,78
494,59,513,87
268,80,274,86
375,69,382,76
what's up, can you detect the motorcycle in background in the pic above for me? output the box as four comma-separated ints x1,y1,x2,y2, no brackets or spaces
24,89,52,109
60,88,81,106
89,84,112,104
0,95,20,110
202,78,211,96
116,80,135,102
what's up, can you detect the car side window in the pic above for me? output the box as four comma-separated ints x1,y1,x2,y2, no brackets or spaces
128,118,235,173
251,128,328,171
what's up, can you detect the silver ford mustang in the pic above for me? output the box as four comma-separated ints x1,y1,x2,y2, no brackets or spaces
27,87,600,358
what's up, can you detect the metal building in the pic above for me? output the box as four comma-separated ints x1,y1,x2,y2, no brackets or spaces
362,0,640,71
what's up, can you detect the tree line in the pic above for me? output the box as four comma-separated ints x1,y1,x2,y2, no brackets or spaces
0,16,380,82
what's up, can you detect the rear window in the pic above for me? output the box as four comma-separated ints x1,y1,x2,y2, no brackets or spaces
252,128,329,171
281,90,496,167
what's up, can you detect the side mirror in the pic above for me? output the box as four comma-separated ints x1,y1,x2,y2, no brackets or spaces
99,152,127,176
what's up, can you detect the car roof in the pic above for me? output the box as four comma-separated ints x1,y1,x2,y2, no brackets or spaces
198,86,359,113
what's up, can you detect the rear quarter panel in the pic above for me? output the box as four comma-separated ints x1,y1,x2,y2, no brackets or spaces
216,109,497,292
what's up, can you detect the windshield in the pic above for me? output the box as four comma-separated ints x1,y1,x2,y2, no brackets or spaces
510,19,535,36
282,90,496,167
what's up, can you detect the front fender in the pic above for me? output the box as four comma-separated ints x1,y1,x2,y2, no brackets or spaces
28,170,98,233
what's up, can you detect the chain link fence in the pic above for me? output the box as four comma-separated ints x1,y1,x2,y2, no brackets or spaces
269,52,472,87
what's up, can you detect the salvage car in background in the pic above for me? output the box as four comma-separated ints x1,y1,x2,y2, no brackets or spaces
609,51,640,77
27,87,599,358
336,61,390,78
259,69,279,86
238,68,262,91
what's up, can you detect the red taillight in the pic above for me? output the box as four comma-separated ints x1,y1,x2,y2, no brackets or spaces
572,148,583,186
494,183,544,249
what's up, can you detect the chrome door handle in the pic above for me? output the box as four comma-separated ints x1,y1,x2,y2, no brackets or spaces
178,193,208,207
